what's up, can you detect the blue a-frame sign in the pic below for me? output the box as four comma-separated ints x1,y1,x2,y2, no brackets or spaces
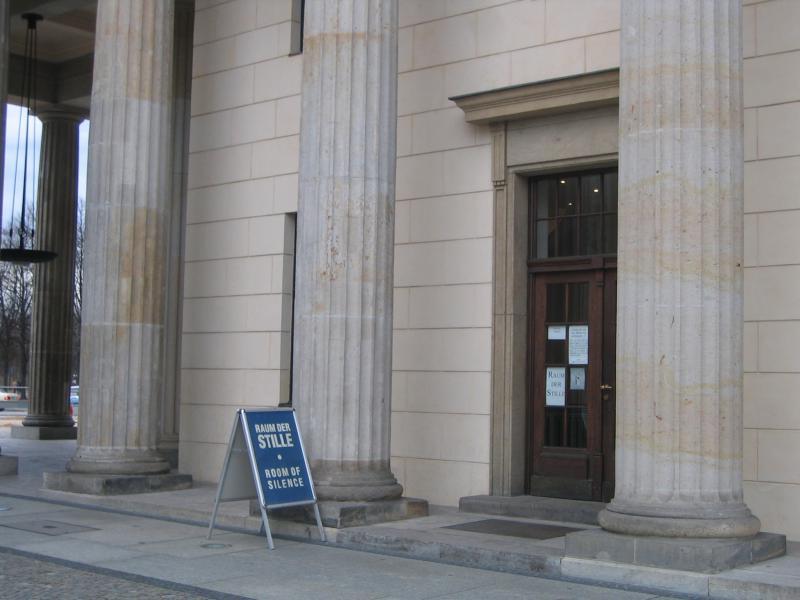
207,408,326,549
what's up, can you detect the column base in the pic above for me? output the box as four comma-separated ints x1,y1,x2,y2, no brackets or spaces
251,497,429,528
67,447,171,476
312,461,403,502
11,425,77,440
598,503,762,538
565,529,786,574
0,454,19,476
21,415,75,428
43,470,192,495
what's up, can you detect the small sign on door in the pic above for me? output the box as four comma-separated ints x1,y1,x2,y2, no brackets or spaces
545,367,566,406
568,325,589,365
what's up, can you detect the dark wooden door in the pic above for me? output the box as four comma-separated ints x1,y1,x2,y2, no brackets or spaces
529,268,615,501
527,169,618,502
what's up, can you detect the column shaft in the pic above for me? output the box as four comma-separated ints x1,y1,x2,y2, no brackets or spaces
599,0,759,538
294,0,402,501
23,109,82,430
67,0,174,475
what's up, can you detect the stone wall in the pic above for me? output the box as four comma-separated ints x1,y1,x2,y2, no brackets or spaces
178,0,800,541
741,0,800,541
179,0,300,482
390,0,620,506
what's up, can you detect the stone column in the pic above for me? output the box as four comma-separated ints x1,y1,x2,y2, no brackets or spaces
598,0,759,540
51,0,180,482
158,0,193,468
566,1,785,573
0,0,18,476
14,107,83,440
294,0,403,503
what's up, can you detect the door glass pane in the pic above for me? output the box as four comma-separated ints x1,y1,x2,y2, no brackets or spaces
579,215,603,255
544,407,564,446
604,214,617,254
581,174,603,213
557,177,579,215
546,283,566,322
556,217,577,256
565,407,588,448
536,179,556,219
536,219,556,258
604,171,618,212
545,340,566,363
567,282,589,322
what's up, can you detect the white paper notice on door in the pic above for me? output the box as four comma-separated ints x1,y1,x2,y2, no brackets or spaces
545,367,566,406
569,325,588,365
548,325,566,340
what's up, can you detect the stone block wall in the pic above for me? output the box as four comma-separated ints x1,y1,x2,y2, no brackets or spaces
741,0,800,541
179,0,300,482
390,0,621,506
177,0,800,542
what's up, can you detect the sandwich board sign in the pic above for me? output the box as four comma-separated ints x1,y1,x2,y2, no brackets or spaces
207,408,326,549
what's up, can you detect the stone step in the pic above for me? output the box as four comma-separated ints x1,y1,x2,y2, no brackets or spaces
459,495,604,525
335,524,564,578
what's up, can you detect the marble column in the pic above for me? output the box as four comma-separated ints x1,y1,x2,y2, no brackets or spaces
16,107,83,438
65,0,174,476
598,0,759,538
294,0,403,502
158,0,193,468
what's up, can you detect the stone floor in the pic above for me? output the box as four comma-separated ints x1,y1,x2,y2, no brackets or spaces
1,429,800,599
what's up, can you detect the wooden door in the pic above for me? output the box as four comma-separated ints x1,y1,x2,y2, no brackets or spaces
529,269,615,501
527,169,618,502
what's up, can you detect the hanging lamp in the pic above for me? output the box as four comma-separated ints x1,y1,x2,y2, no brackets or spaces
0,13,56,264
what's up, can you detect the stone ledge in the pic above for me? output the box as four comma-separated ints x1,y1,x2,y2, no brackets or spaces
0,454,19,476
251,497,429,529
42,471,192,495
11,425,77,440
565,528,786,574
460,495,604,526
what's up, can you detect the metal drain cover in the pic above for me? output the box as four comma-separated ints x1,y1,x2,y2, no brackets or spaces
443,519,583,540
0,520,100,536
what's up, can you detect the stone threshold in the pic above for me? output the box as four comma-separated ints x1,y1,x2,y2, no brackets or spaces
460,494,605,525
2,487,798,600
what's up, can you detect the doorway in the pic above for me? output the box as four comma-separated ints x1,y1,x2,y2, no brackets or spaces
527,169,617,502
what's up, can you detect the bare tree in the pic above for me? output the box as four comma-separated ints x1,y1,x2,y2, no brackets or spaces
0,215,34,389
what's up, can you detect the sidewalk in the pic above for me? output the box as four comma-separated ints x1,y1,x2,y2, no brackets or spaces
0,495,671,600
1,431,799,599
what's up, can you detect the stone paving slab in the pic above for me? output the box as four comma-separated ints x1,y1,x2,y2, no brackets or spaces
0,546,244,600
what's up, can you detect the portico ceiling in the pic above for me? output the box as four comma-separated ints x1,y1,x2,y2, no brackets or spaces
8,0,97,110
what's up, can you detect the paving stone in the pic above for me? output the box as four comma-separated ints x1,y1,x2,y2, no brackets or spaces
0,548,242,600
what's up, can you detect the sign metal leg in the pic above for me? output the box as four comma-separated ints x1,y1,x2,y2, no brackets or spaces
259,504,274,550
313,503,327,542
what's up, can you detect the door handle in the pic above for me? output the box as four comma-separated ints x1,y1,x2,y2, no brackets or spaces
600,384,613,392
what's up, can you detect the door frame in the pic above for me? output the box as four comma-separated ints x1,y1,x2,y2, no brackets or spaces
489,151,618,496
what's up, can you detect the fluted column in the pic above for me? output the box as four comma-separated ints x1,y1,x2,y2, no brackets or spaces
67,0,174,475
599,0,759,538
19,107,83,434
294,0,402,501
0,0,18,476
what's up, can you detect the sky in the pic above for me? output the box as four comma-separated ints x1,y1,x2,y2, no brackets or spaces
1,104,89,230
